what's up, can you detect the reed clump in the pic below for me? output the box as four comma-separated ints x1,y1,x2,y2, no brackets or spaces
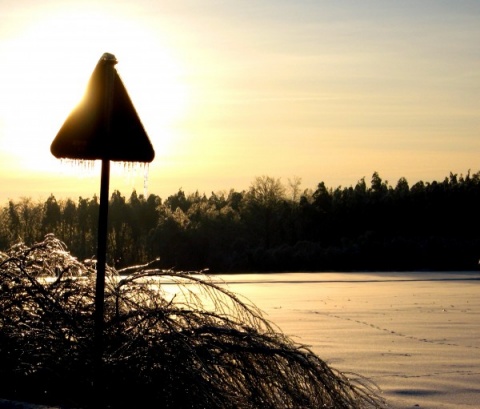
0,234,386,408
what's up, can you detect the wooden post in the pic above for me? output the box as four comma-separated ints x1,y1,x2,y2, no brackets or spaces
93,53,116,406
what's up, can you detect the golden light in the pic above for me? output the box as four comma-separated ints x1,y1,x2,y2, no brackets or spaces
0,4,188,175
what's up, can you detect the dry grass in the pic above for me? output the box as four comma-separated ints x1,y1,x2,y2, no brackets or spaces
0,235,387,408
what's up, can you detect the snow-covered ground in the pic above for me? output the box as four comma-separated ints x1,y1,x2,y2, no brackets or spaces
220,272,480,409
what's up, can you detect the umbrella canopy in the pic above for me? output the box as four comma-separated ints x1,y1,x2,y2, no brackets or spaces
51,53,155,162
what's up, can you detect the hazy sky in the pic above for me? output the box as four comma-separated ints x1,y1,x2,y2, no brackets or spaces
0,0,479,202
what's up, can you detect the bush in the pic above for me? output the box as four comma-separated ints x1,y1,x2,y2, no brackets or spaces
0,235,386,408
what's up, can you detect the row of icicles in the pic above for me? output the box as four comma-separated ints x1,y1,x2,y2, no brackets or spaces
59,159,150,195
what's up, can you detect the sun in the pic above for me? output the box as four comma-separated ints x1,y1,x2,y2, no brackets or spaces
0,5,188,175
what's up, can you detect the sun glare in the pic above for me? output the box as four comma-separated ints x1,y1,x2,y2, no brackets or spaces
0,5,188,175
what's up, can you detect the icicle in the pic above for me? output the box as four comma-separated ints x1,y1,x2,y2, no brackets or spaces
111,161,150,196
59,159,98,177
143,163,150,197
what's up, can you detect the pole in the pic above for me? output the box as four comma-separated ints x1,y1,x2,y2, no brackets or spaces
93,159,110,403
93,53,117,407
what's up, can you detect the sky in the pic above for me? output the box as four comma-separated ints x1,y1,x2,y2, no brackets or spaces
0,0,479,203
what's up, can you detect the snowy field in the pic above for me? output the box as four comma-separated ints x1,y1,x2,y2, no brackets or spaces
217,272,480,409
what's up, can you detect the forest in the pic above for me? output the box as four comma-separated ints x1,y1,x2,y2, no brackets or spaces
1,171,480,272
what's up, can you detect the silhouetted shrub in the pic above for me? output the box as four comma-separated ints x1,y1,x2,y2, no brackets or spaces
0,235,386,408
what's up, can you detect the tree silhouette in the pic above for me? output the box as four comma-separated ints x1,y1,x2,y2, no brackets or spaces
1,171,480,271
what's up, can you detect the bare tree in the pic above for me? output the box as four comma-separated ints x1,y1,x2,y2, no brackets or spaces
287,175,302,202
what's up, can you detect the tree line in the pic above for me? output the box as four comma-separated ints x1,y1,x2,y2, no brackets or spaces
2,171,480,272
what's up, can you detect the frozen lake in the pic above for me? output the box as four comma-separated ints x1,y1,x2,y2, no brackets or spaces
213,271,480,409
